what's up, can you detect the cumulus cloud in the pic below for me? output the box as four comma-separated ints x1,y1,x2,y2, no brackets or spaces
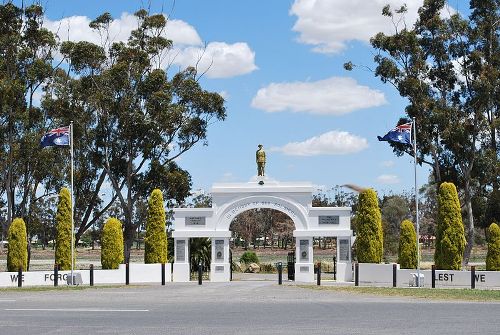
251,77,386,115
44,13,256,78
380,160,395,168
290,0,455,54
376,174,400,184
272,130,368,156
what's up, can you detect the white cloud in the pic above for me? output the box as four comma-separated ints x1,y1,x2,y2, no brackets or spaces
45,13,256,79
376,174,400,184
251,77,386,115
272,130,368,156
290,0,455,54
219,91,230,100
173,42,257,78
380,160,395,168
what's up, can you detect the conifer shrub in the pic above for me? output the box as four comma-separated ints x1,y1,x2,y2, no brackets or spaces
434,182,466,270
101,218,124,269
240,251,259,264
144,189,167,264
486,223,500,271
398,219,417,269
7,218,28,271
55,187,74,270
355,188,383,263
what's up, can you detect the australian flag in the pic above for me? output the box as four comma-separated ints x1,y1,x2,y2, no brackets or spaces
40,126,70,148
377,122,412,146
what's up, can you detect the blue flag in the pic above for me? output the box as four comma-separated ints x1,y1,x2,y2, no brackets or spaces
377,122,412,146
40,126,70,148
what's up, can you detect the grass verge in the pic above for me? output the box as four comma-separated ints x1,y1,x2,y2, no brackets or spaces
298,285,500,302
0,285,133,292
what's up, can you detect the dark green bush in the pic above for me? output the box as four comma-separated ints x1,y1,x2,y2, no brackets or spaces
55,187,74,270
434,182,466,270
355,188,383,263
398,219,417,269
144,189,167,263
239,251,259,264
101,218,124,269
7,218,28,271
486,223,500,271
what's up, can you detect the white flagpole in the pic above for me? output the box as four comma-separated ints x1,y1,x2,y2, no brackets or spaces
70,121,74,285
412,117,421,287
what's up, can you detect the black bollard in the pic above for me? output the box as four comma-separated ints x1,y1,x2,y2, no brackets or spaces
126,263,129,285
54,264,59,287
317,262,321,286
89,264,94,286
277,262,283,285
17,267,22,288
161,263,166,286
471,266,476,289
354,262,359,286
392,263,397,288
333,256,337,281
431,265,436,289
198,262,203,285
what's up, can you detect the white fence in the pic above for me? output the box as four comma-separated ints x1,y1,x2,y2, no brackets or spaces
357,263,500,288
0,263,171,287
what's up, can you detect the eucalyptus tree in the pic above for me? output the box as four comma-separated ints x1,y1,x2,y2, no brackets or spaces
56,10,226,261
346,0,500,264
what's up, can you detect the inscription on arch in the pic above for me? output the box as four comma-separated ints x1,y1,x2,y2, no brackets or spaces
224,201,298,221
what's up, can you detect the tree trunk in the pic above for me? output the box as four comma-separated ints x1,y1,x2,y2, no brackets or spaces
462,179,475,267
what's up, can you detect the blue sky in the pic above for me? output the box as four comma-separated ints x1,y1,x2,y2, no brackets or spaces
16,0,471,196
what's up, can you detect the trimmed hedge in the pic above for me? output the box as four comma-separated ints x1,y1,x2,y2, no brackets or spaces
101,218,124,269
486,223,500,271
398,219,417,269
7,218,28,271
55,187,74,270
434,182,466,270
144,189,167,264
355,189,383,263
240,251,259,264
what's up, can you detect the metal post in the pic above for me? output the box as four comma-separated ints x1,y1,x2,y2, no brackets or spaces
161,263,165,286
17,267,22,288
393,263,397,288
412,118,421,287
89,264,94,287
317,262,321,286
198,262,202,285
70,121,74,286
354,262,359,286
471,266,476,289
431,264,436,288
333,256,337,281
125,263,129,285
277,262,283,285
54,264,58,287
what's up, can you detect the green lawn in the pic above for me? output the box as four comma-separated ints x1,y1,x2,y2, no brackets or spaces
299,285,500,301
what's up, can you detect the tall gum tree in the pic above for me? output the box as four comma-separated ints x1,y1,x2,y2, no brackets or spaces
57,10,226,261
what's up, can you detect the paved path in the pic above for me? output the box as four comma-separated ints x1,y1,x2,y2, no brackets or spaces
0,281,499,334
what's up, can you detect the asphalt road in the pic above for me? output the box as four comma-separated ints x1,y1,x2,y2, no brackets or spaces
0,281,499,335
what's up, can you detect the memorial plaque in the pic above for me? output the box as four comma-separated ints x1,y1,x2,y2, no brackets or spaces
319,215,339,225
339,239,350,261
215,266,224,273
300,266,309,273
176,240,186,262
300,239,309,261
215,239,224,262
186,217,206,226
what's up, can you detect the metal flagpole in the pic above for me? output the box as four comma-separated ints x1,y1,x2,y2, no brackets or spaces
70,121,74,285
412,117,421,287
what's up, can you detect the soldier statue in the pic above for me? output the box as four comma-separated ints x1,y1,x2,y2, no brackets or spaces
256,144,266,176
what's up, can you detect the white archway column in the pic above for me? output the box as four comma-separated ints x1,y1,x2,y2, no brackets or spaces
294,237,314,282
210,237,230,282
173,238,190,282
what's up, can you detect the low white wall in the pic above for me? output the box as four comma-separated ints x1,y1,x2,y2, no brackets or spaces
359,264,500,288
0,263,171,287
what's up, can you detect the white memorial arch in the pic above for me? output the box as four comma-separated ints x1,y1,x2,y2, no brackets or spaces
172,180,353,282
